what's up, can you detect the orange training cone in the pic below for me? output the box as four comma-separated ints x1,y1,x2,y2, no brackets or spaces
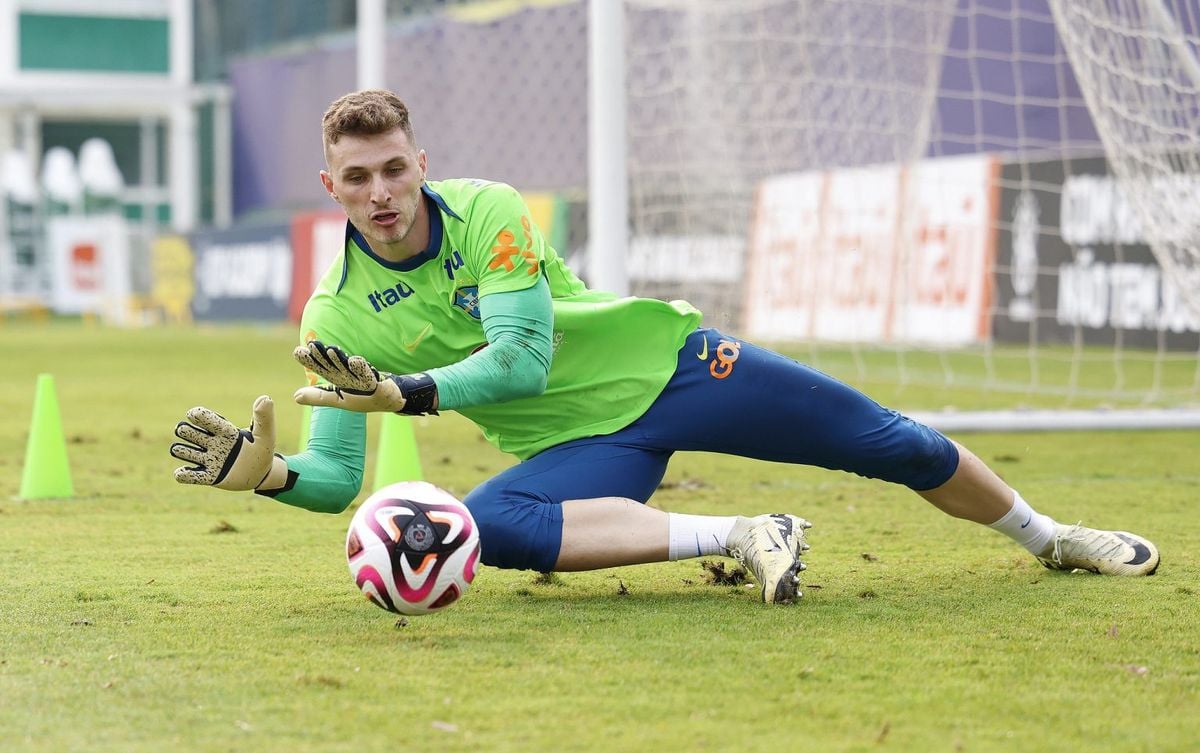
19,374,74,499
372,413,423,489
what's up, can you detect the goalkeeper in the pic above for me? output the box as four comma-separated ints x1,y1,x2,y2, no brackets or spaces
170,89,1159,604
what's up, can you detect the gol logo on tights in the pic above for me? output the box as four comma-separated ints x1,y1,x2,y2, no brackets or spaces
697,335,742,379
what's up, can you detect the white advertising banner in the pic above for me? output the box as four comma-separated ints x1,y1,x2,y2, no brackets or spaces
47,215,131,323
894,155,998,344
743,170,826,339
745,154,997,346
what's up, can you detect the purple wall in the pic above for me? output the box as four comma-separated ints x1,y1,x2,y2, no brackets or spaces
230,0,1108,219
230,5,588,218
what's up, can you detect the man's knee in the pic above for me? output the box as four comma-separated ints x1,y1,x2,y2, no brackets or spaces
884,414,959,491
463,483,564,572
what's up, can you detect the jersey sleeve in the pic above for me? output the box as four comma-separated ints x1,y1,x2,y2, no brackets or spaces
460,183,548,298
271,405,366,513
261,299,368,513
427,276,554,409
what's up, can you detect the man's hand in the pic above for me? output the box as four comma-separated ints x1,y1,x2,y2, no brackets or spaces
170,395,288,491
293,341,413,413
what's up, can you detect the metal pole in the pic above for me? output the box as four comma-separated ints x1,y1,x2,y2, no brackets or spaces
588,0,629,295
357,0,387,90
211,88,232,227
169,0,196,231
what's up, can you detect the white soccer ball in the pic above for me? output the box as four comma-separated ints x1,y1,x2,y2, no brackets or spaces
346,481,481,615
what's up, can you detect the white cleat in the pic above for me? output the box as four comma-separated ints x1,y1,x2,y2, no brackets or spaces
726,514,812,603
1037,524,1159,576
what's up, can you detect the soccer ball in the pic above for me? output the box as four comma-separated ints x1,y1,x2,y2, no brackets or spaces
345,481,481,615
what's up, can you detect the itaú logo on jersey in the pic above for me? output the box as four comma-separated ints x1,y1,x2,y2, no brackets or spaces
367,282,415,312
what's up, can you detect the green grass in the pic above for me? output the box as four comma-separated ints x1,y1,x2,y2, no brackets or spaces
2,321,1199,752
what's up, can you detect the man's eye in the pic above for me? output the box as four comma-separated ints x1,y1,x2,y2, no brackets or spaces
347,175,366,184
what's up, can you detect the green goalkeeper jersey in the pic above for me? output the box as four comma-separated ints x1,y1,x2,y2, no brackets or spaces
300,178,701,459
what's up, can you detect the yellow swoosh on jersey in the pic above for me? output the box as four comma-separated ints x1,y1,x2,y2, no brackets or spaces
696,334,708,360
404,323,433,352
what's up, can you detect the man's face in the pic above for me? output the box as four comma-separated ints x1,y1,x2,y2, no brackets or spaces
321,128,428,260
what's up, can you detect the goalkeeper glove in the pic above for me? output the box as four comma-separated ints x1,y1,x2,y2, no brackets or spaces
170,395,290,492
292,340,438,414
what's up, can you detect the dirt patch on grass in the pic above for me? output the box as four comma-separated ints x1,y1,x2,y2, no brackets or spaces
700,560,748,586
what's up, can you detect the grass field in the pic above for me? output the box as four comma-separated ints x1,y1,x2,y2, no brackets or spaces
2,321,1199,752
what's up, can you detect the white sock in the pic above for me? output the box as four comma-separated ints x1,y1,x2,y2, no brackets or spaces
667,513,738,561
987,490,1057,556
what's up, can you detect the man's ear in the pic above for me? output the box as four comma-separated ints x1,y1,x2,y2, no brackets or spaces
320,170,339,202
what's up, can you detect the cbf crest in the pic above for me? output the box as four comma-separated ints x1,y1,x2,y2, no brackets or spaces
453,286,481,319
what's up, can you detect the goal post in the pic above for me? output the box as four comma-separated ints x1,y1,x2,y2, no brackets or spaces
607,0,1200,429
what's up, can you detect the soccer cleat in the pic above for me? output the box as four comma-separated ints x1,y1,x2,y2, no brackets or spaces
726,514,812,603
1037,524,1160,576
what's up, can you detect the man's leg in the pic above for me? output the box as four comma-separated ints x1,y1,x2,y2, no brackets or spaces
463,439,811,602
557,497,669,570
905,437,1159,575
913,441,1013,523
917,439,1057,556
556,497,810,598
462,441,671,573
629,328,1159,576
556,497,811,602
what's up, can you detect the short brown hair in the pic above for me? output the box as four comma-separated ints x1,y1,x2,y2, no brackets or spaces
321,89,416,148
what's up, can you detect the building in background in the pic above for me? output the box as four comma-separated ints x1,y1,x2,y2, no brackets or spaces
0,0,231,307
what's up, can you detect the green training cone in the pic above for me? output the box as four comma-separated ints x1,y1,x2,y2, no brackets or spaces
19,374,74,499
373,413,423,489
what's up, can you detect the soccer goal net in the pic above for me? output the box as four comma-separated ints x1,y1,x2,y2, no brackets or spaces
621,0,1200,430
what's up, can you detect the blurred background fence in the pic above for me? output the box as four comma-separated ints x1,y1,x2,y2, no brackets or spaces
3,0,1199,419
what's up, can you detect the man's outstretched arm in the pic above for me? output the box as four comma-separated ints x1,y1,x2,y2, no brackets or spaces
171,398,366,514
293,276,554,413
426,276,554,409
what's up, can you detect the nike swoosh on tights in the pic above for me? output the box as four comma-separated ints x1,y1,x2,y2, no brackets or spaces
696,336,708,360
1020,512,1032,529
1116,533,1153,565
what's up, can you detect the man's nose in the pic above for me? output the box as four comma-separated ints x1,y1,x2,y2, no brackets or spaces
370,175,392,203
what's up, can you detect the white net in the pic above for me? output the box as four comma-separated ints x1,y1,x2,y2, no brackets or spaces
625,0,955,323
1050,0,1200,318
624,0,1200,419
